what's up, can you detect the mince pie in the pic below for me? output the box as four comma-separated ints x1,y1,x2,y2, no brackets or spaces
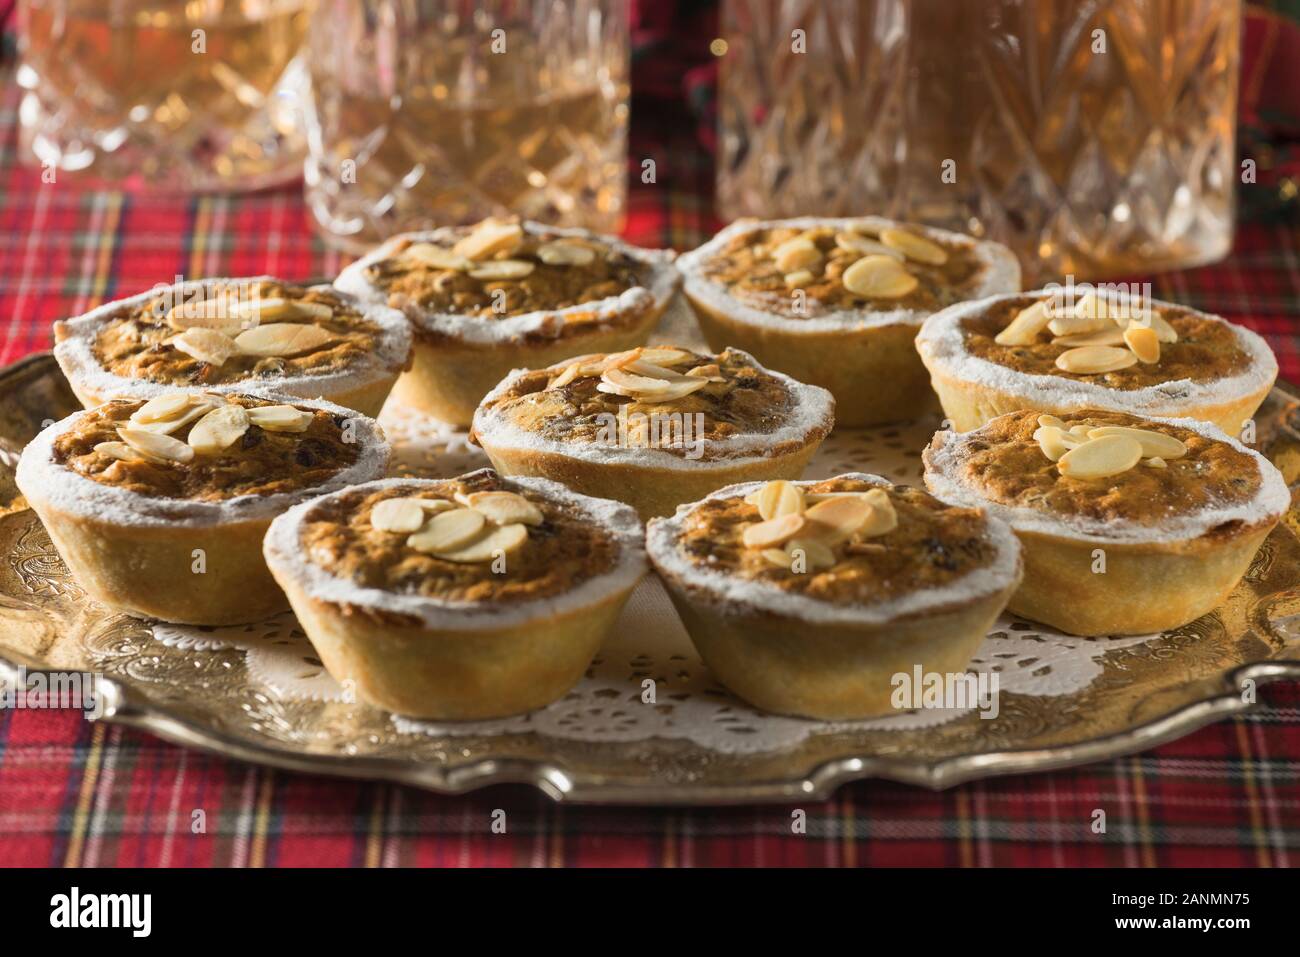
471,344,835,519
335,218,681,425
676,217,1020,426
923,409,1289,636
16,391,389,625
264,470,646,719
646,474,1022,719
915,289,1278,435
53,277,412,417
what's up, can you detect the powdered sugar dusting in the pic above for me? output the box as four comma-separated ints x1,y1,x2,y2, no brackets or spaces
53,276,413,403
676,216,1021,333
645,472,1023,626
333,223,681,345
16,393,390,528
471,347,835,469
923,413,1291,544
914,289,1279,414
263,471,648,630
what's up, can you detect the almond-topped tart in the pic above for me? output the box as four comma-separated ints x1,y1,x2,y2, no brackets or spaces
676,217,1020,426
263,470,646,719
645,474,1022,719
915,288,1278,435
15,391,388,626
53,277,412,417
923,409,1290,636
471,345,835,520
334,218,681,426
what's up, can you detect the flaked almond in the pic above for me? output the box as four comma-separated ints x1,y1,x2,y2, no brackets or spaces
452,220,524,261
130,398,218,435
132,393,196,424
637,347,696,367
752,480,805,521
228,297,308,324
1056,434,1143,480
1055,345,1137,374
468,259,535,281
416,498,458,514
235,322,336,357
117,427,195,464
431,522,529,563
1068,424,1093,438
1034,425,1082,462
742,513,807,549
834,231,903,260
995,301,1053,346
93,441,143,463
685,363,726,382
464,490,544,526
548,363,585,390
187,403,250,455
1048,309,1112,337
1086,426,1186,460
784,269,815,288
1149,313,1179,343
622,359,694,382
247,404,314,433
402,242,473,271
1145,457,1167,468
879,228,947,265
841,255,918,299
165,299,243,335
760,547,794,569
805,495,873,541
172,328,237,366
602,366,708,399
784,538,837,571
771,237,821,273
407,508,486,553
536,241,596,266
1123,324,1160,363
597,379,707,403
1037,414,1068,430
371,497,429,534
857,489,898,537
1052,326,1126,347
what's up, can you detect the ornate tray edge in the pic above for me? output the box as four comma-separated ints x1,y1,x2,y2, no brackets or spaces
1,352,1298,804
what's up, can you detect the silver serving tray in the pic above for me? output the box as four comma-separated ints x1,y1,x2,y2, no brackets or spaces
1,352,1299,804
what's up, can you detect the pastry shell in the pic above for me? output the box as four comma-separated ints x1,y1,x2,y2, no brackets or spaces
471,348,836,520
922,413,1291,636
335,224,682,426
677,217,1021,426
53,277,413,418
645,474,1023,719
915,290,1278,436
262,473,647,719
15,395,390,626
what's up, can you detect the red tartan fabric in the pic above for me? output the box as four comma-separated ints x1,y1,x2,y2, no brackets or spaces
0,4,1299,866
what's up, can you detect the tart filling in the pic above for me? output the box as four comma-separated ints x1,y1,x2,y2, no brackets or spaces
676,217,1021,332
20,391,388,525
472,345,835,465
923,409,1290,544
647,473,1022,625
54,277,412,400
265,470,646,627
916,290,1278,413
335,218,680,344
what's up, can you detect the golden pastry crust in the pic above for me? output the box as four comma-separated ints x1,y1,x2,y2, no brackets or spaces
264,471,647,719
916,290,1278,435
923,409,1290,636
646,474,1023,719
52,277,413,417
472,346,835,520
16,392,389,626
678,217,1021,426
337,220,681,426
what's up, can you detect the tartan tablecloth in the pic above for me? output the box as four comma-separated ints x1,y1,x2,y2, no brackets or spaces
1,5,1299,867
